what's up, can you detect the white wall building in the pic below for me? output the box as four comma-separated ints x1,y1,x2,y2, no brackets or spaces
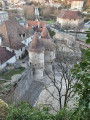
0,15,32,60
57,9,84,30
0,46,16,70
71,0,84,11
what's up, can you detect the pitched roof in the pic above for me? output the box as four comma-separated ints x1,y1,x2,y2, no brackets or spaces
29,32,45,53
0,18,30,50
0,46,15,64
24,20,45,32
40,26,55,51
71,0,84,1
57,9,83,20
41,25,51,39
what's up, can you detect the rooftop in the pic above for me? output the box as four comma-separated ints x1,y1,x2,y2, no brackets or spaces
0,46,15,64
0,18,30,50
24,20,45,32
29,32,45,53
41,25,51,39
57,9,83,19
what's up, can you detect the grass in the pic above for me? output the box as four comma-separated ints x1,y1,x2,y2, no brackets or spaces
0,67,25,80
44,21,56,24
5,84,12,90
49,30,55,38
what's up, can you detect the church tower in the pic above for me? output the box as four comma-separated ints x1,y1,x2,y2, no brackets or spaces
28,32,45,80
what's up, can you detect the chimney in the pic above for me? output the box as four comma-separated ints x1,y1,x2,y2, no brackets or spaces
0,36,2,46
38,21,40,28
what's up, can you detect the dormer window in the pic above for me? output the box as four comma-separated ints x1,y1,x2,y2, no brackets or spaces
23,33,25,37
19,33,25,38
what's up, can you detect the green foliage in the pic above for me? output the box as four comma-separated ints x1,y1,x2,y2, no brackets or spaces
6,102,55,120
86,29,90,44
49,30,55,38
71,33,90,120
56,108,73,120
0,100,8,120
0,67,25,80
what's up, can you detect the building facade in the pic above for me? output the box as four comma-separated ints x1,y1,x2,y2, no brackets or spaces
71,0,84,11
57,9,84,30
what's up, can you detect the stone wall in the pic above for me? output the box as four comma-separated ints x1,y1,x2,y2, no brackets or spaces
13,65,44,105
54,32,81,61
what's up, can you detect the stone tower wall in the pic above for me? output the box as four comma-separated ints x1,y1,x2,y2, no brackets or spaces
29,51,44,69
29,51,44,80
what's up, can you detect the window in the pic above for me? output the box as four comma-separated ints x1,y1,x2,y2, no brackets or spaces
19,34,21,37
23,33,25,37
21,48,22,51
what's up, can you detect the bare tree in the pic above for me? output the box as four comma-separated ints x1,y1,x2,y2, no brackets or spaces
24,5,35,20
41,47,80,111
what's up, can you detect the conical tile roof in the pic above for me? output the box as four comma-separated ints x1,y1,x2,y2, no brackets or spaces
40,26,55,51
29,32,45,53
41,25,51,39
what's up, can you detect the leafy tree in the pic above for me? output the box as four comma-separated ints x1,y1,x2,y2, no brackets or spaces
6,102,55,120
86,29,90,44
0,99,8,120
71,32,90,120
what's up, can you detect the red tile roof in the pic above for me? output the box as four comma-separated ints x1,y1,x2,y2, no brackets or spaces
41,25,51,39
29,32,45,53
0,46,15,64
40,26,55,51
72,0,84,1
57,9,83,20
24,20,45,32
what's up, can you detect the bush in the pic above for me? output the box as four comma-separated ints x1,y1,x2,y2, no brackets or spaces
49,30,55,38
6,102,55,120
0,99,8,120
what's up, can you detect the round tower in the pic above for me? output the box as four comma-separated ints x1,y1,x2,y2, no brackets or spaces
28,32,45,80
40,25,55,73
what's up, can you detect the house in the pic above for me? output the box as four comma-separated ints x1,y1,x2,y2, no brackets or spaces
0,17,32,59
71,0,84,11
24,20,45,32
28,0,45,4
57,9,84,30
48,0,61,8
0,46,16,69
0,11,8,24
8,0,26,6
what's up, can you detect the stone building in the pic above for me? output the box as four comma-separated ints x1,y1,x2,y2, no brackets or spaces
40,25,55,73
28,25,56,80
57,9,84,30
28,32,45,80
